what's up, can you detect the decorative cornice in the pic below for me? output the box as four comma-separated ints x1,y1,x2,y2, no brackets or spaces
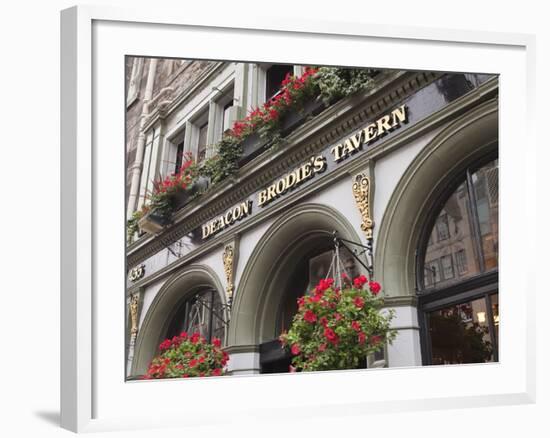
127,72,497,268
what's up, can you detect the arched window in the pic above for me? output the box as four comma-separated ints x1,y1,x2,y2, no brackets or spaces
261,242,360,374
416,154,499,365
165,289,226,344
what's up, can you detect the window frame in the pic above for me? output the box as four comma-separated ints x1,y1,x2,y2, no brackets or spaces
415,148,499,365
186,108,210,164
211,81,237,143
254,63,301,108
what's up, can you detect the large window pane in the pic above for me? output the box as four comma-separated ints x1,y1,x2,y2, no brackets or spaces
471,159,499,271
490,293,499,344
428,297,495,364
422,181,481,289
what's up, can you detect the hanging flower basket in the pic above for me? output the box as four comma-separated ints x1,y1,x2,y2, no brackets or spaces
142,332,229,379
279,275,396,372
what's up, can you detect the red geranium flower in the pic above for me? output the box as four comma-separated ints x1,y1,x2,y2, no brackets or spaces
353,275,368,288
212,337,222,348
353,296,365,309
303,310,317,323
319,316,328,327
309,294,322,303
318,343,327,352
159,339,171,351
351,320,361,332
370,335,382,345
291,343,301,355
212,368,222,376
190,332,201,344
315,278,334,293
179,331,188,339
189,359,198,368
369,281,382,295
358,332,366,344
324,327,339,344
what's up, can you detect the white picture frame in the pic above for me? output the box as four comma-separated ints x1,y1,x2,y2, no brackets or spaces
60,5,536,433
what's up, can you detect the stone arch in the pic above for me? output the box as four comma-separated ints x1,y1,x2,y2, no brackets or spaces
228,203,365,347
375,100,498,298
131,264,225,375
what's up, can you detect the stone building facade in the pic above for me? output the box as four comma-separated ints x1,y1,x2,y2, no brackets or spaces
125,58,499,377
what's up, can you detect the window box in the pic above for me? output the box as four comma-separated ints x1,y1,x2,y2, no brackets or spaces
238,131,270,166
279,95,326,136
238,96,327,166
137,210,171,235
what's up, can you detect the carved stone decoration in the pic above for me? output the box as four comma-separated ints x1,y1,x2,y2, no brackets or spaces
222,244,235,303
352,173,374,239
129,292,140,336
127,290,142,377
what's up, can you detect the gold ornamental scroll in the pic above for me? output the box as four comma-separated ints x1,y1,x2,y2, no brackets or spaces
222,244,235,302
129,292,140,336
352,173,374,239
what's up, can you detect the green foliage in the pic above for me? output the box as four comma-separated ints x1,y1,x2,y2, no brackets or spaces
315,67,377,106
198,136,242,185
126,209,146,242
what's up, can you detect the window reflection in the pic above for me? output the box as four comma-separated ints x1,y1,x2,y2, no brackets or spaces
423,181,481,289
429,296,495,364
472,159,499,271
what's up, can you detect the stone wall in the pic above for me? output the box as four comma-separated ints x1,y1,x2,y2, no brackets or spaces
125,57,218,208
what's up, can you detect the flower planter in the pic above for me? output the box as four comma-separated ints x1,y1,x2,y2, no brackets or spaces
193,175,210,194
279,96,326,136
137,210,171,235
238,132,270,166
172,189,191,211
237,97,327,167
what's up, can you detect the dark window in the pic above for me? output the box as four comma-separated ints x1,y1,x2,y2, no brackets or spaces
165,289,226,344
174,140,184,174
197,122,208,163
417,154,498,365
265,64,293,101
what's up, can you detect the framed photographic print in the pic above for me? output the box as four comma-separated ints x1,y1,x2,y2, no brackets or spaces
61,5,536,433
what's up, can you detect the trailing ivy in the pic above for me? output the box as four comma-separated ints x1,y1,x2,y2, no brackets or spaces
126,209,146,242
198,136,242,185
315,67,378,106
